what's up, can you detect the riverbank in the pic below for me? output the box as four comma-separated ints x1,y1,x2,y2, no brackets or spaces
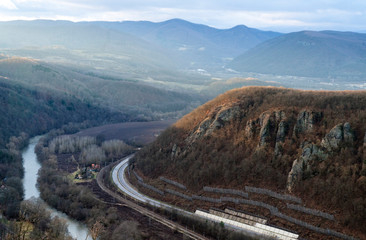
34,121,187,239
22,136,91,240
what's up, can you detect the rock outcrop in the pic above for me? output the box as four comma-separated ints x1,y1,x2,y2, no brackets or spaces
287,143,327,192
293,110,322,136
276,121,288,142
135,87,366,239
321,122,354,151
184,98,360,194
287,122,355,191
258,110,286,147
343,122,354,144
243,109,289,155
187,105,240,142
275,120,289,155
244,119,256,139
258,112,273,146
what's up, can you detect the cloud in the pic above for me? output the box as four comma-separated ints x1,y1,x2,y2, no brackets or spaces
0,0,365,32
0,0,17,10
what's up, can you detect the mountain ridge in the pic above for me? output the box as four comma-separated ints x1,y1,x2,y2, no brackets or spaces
0,57,201,119
229,30,366,81
0,19,281,84
133,86,366,239
92,18,282,70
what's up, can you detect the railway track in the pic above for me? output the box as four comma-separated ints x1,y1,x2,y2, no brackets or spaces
111,157,304,240
96,158,209,240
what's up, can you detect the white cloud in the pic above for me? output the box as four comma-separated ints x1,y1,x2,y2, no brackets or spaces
0,1,365,32
0,0,17,10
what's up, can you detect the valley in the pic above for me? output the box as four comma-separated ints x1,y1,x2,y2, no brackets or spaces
1,17,366,240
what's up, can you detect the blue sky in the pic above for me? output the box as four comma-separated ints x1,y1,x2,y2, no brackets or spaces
0,0,365,32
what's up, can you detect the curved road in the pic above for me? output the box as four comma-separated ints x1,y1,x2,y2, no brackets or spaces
98,155,208,240
112,155,191,215
111,156,300,240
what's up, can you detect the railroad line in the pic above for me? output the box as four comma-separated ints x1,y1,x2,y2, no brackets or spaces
96,157,209,240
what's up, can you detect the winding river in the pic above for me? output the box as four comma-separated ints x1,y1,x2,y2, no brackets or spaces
22,136,91,240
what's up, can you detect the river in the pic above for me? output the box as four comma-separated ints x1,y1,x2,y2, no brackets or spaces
22,136,91,240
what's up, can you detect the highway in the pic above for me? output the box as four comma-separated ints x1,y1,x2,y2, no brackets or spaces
97,156,209,240
112,155,191,215
111,155,299,240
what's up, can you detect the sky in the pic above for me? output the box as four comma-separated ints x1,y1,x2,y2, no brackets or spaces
0,0,365,32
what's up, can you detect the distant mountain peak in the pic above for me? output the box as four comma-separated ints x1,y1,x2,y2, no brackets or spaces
163,18,191,24
230,30,366,80
230,24,250,30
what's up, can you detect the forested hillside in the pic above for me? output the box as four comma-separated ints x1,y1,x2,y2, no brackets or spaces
103,19,281,70
230,31,366,81
134,87,366,239
0,57,201,121
0,79,130,147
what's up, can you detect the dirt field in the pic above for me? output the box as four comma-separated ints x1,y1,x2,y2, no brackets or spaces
74,120,176,145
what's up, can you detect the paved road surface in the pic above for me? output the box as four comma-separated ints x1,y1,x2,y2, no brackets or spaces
112,155,192,215
97,156,209,240
111,156,300,240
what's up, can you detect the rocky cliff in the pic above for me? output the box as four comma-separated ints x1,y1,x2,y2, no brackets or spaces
134,87,366,234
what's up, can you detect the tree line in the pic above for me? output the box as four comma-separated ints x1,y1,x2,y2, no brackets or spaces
134,87,366,235
0,133,28,219
35,132,157,239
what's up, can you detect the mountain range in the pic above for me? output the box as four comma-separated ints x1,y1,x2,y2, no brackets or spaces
0,19,280,83
0,20,181,81
1,19,366,88
97,19,281,71
230,30,366,81
2,18,366,240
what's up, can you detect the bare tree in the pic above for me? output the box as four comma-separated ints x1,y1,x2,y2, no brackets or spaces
111,221,141,240
88,221,104,240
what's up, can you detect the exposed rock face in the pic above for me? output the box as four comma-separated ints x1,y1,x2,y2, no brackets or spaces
287,122,355,191
193,118,211,139
293,110,322,136
287,143,327,192
244,119,256,139
258,112,273,146
187,106,358,189
321,124,343,151
216,106,240,123
343,122,354,144
276,121,288,142
275,120,288,155
287,159,302,193
207,106,240,133
135,87,366,239
275,110,286,121
187,105,240,142
258,110,286,147
321,122,354,151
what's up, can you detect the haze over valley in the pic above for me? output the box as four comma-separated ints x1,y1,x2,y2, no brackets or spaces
1,1,366,239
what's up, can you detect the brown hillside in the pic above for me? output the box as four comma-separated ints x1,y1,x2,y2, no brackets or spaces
133,87,366,238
